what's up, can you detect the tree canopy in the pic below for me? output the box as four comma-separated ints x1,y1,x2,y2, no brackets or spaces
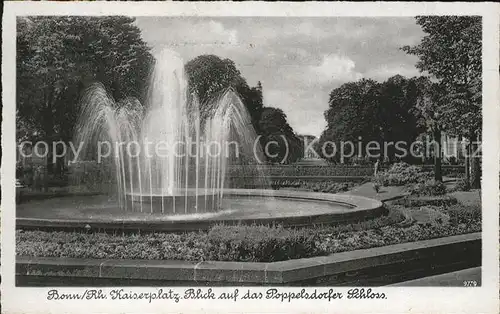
184,55,263,129
402,16,482,139
16,16,154,143
258,107,303,164
402,16,482,187
318,76,423,163
185,55,301,164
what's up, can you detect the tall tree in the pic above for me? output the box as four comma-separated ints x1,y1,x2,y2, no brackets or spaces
412,76,447,181
17,16,154,179
402,16,482,188
319,79,380,162
184,55,263,129
318,77,422,163
258,107,303,164
17,16,153,144
378,75,423,162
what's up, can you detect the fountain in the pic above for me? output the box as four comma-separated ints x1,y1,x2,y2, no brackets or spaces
74,50,269,215
16,49,384,232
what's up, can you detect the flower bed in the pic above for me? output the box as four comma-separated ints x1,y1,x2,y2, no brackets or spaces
16,203,480,263
271,180,359,192
406,180,447,196
373,162,431,187
227,165,376,177
391,195,459,208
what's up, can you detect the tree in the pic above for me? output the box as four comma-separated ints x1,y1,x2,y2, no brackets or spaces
17,16,153,142
17,16,154,177
402,16,482,188
320,79,380,162
412,76,448,181
258,107,303,164
245,81,264,132
185,55,263,129
318,77,422,163
377,75,423,162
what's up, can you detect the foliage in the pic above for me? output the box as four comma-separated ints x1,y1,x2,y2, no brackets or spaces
318,203,480,253
185,55,263,128
402,16,482,188
16,164,34,187
391,195,458,208
206,225,322,262
17,16,154,145
185,55,302,164
407,179,447,196
319,79,380,162
258,107,304,163
16,207,404,262
373,162,430,186
69,161,114,191
17,225,325,262
411,77,448,181
270,181,357,193
318,76,424,163
402,16,481,139
261,165,375,177
447,204,481,226
453,176,471,192
16,203,479,262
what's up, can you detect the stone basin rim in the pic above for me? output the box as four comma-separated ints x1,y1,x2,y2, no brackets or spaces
16,189,384,231
124,188,382,209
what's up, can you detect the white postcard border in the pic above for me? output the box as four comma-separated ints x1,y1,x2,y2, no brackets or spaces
2,2,499,313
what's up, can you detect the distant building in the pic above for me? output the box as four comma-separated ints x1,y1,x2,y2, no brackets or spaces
417,131,468,164
442,133,467,163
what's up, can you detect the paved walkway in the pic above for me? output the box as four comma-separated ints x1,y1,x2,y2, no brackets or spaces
390,267,481,286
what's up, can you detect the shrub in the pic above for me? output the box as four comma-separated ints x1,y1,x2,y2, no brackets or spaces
16,225,326,263
228,165,375,177
392,195,458,208
447,204,481,226
407,180,447,196
296,181,356,193
315,206,405,234
453,177,471,192
70,161,115,191
206,224,324,262
319,203,480,254
16,204,480,262
17,164,34,186
373,162,430,186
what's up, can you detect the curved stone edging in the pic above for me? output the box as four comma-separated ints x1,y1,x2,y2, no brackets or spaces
16,189,384,232
16,233,481,286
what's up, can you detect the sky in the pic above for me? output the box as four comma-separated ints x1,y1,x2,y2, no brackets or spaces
134,17,425,137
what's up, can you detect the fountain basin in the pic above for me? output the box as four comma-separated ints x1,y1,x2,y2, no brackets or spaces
16,189,385,232
126,189,220,215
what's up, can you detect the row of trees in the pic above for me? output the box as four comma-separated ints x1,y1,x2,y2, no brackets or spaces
16,16,304,175
318,16,481,188
184,55,303,163
318,75,424,164
403,16,481,189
